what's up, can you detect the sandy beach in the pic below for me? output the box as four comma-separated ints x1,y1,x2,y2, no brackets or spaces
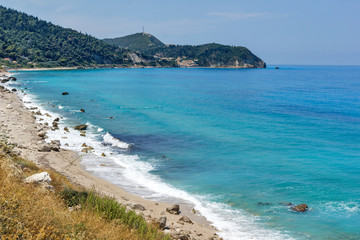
0,71,220,240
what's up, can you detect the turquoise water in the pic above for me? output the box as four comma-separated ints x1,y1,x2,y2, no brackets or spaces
10,66,360,239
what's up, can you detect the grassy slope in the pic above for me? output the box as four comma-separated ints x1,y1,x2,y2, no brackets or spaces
0,141,169,240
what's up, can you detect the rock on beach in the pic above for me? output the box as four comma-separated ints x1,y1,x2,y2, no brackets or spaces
166,204,180,215
74,124,87,130
178,216,193,224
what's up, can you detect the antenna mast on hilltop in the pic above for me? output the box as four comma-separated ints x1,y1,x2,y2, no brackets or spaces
143,26,145,35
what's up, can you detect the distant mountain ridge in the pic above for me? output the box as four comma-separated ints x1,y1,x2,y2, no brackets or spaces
103,33,165,52
103,33,266,68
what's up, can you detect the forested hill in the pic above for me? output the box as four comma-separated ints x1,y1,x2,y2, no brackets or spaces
144,43,266,68
0,6,131,68
0,5,265,69
104,33,266,68
103,33,165,52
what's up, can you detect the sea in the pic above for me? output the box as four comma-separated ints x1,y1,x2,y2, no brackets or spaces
6,65,360,240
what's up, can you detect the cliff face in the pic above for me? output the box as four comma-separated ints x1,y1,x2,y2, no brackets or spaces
206,59,266,68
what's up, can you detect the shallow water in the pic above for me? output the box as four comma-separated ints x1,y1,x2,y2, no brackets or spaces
10,66,360,239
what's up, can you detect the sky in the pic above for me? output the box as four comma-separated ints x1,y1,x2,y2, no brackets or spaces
1,0,359,65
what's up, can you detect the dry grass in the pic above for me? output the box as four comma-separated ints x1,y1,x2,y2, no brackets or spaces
0,154,142,240
0,144,171,240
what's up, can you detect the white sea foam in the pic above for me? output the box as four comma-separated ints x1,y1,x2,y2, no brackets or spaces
103,132,131,149
10,76,295,240
99,157,293,240
58,105,64,109
70,109,82,113
322,201,360,216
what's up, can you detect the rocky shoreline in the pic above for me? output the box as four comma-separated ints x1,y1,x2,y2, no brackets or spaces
0,71,221,240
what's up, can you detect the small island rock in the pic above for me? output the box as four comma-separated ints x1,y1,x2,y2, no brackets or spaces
292,204,308,212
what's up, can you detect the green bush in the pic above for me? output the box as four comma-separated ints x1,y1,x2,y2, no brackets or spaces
60,189,171,240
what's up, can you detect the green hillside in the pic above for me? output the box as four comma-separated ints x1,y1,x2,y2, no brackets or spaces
0,5,130,68
144,43,266,68
103,33,165,52
104,33,266,68
0,5,265,69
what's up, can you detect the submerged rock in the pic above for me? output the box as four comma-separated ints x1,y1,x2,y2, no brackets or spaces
62,92,69,95
279,202,293,206
257,202,272,206
291,204,308,212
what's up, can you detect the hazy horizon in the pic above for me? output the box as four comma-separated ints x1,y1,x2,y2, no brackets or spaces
1,0,359,66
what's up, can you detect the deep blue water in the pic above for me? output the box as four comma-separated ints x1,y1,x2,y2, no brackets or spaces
11,66,360,239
